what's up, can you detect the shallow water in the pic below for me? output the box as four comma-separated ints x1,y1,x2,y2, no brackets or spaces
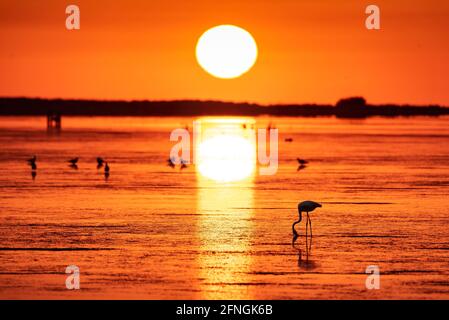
0,116,449,299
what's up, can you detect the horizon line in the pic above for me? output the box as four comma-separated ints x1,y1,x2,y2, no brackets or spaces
0,96,447,108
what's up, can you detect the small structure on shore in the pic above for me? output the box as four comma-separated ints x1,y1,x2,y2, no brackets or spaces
47,111,61,131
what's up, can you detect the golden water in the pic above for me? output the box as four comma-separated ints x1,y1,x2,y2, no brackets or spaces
0,116,448,299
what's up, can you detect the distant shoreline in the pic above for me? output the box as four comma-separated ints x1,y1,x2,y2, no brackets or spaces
0,97,448,118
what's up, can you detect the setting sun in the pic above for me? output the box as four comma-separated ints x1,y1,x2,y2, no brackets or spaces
195,25,258,79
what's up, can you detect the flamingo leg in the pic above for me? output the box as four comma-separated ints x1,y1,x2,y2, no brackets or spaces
305,212,309,239
308,214,312,239
305,219,308,258
307,213,313,252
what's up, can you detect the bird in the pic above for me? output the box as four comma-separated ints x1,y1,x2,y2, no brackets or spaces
167,157,176,169
27,155,37,169
68,157,79,165
104,162,110,180
297,164,307,172
27,157,37,179
97,157,105,169
68,157,79,169
292,200,322,238
180,159,188,170
285,138,293,142
297,158,308,165
27,155,37,165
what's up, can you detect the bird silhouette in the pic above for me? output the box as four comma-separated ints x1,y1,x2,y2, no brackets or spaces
292,200,322,238
297,158,308,165
180,159,188,170
297,164,307,172
97,157,105,169
68,157,79,169
167,157,176,168
27,156,37,179
27,155,37,169
104,162,110,180
27,155,37,165
68,157,79,165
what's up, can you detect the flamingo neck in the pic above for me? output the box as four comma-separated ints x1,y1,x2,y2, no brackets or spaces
292,211,302,236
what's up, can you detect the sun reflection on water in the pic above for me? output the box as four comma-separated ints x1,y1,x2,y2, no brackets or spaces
195,117,256,183
195,117,256,299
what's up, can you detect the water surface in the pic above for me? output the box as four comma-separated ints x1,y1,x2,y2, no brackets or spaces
0,116,449,299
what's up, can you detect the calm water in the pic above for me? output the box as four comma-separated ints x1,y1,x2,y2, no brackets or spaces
0,116,449,299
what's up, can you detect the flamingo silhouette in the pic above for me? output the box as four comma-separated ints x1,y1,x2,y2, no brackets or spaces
292,200,322,238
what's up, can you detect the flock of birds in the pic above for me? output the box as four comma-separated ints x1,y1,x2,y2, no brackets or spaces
27,156,110,179
167,157,189,170
26,155,190,180
27,153,322,257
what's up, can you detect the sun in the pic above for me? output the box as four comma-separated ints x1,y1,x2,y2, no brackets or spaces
196,25,258,79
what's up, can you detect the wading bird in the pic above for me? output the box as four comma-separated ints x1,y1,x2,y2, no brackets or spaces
97,157,105,169
104,162,110,180
27,155,37,165
292,200,322,238
27,156,37,180
167,157,176,169
27,156,37,169
180,159,188,170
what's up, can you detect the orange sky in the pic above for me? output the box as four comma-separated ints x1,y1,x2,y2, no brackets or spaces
0,0,448,105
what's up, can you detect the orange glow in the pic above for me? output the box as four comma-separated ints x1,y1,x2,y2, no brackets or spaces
195,117,256,182
0,0,448,105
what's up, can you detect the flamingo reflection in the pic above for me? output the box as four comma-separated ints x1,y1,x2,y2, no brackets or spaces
292,234,316,269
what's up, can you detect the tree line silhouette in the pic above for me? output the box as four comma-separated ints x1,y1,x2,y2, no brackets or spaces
0,97,447,118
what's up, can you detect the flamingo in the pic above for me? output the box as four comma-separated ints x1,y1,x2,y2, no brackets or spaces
292,200,322,237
